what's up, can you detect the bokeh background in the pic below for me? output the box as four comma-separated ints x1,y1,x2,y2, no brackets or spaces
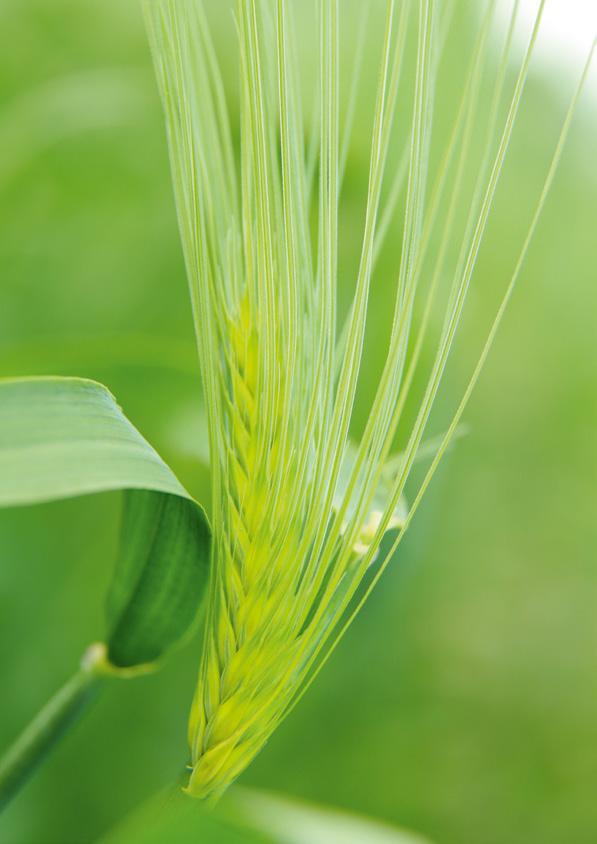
1,1,595,843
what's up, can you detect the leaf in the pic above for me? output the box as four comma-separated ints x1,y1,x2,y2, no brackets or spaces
232,788,429,844
98,786,274,844
232,789,433,844
106,489,210,668
98,785,433,844
0,376,211,669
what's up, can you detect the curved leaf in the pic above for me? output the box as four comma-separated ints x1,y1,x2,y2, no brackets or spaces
106,489,209,667
98,786,433,844
233,789,433,844
0,376,211,669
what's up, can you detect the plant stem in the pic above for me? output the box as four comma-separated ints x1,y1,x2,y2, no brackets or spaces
0,644,107,812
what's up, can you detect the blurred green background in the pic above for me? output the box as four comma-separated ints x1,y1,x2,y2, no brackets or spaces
1,1,596,842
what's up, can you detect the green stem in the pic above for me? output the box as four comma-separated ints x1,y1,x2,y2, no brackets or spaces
0,644,107,812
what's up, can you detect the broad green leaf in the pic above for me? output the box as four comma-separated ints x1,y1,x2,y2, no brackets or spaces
99,786,274,844
106,488,209,667
0,376,211,669
99,786,432,844
232,789,433,844
0,376,190,506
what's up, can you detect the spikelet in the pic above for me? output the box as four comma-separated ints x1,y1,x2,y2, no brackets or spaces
187,289,306,796
145,0,593,801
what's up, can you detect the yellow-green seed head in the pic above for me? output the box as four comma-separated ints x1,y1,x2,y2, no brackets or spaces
145,0,585,803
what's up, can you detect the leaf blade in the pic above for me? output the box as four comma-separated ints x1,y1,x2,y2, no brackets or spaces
0,376,211,669
107,489,210,667
98,785,432,844
0,376,188,506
